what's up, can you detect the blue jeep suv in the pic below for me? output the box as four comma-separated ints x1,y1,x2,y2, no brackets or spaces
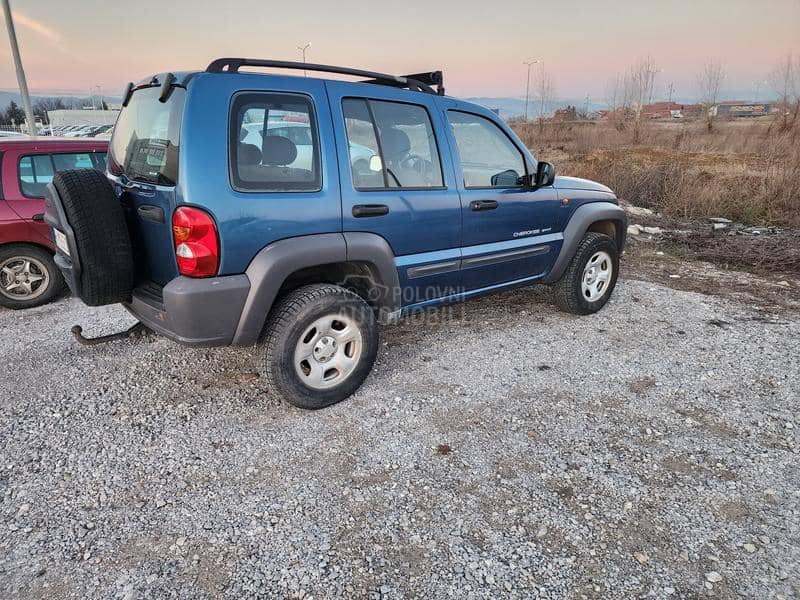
44,58,627,409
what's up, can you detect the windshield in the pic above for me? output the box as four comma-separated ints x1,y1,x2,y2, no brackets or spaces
109,86,185,185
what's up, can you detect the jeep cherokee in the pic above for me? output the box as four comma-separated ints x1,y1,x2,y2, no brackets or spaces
44,58,626,409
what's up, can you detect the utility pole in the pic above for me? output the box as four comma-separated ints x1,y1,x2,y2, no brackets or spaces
523,59,540,122
538,60,546,123
297,42,311,76
583,93,590,118
667,82,674,103
753,80,766,102
2,0,37,135
647,68,664,105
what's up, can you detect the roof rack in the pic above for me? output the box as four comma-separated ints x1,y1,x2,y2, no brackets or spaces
205,58,445,96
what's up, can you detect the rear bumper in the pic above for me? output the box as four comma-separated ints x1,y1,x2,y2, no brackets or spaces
125,275,251,346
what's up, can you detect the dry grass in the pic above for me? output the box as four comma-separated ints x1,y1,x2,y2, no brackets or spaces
512,118,800,227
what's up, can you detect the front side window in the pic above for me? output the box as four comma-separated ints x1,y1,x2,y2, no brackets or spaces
342,98,444,190
447,111,526,188
231,93,321,192
19,152,107,197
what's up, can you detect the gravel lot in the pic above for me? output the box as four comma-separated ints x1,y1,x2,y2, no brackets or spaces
1,278,798,599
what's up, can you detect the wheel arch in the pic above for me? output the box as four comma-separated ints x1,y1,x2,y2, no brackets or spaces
232,232,400,346
0,240,56,256
543,201,627,284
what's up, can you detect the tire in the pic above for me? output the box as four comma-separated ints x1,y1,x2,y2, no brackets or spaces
257,284,379,409
52,169,134,306
0,244,67,309
552,232,619,315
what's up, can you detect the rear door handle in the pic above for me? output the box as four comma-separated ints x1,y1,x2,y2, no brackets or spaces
352,204,390,218
470,200,499,211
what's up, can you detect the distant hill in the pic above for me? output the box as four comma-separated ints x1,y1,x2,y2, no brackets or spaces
465,97,608,119
0,91,122,112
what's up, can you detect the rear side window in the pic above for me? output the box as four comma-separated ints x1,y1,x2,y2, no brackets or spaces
19,152,107,197
447,110,526,188
342,98,444,190
230,93,321,193
109,86,185,186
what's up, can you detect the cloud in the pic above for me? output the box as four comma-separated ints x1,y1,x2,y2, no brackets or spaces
11,11,62,44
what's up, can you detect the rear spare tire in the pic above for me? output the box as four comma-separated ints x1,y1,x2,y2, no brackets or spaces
48,169,134,306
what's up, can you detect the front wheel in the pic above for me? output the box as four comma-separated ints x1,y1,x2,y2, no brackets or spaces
257,284,379,409
0,245,66,309
552,232,619,315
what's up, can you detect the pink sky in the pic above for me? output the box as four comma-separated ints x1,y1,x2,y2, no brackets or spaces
1,0,798,101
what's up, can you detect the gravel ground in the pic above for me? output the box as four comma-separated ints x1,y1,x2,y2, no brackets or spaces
1,278,798,599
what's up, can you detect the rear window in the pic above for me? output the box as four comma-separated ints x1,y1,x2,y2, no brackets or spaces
230,92,321,193
19,152,107,198
109,86,185,186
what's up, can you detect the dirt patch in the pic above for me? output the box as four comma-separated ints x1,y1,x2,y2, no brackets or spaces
622,239,799,315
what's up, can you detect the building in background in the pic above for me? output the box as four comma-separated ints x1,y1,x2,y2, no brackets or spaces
47,108,118,128
552,106,577,122
712,101,775,117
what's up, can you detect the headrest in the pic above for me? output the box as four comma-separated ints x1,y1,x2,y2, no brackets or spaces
238,143,262,165
261,135,298,166
380,128,410,160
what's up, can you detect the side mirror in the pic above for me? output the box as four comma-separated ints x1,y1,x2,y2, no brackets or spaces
533,161,556,188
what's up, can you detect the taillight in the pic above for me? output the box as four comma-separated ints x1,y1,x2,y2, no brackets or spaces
172,206,219,278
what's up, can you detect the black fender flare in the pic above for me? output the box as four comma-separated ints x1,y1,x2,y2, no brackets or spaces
232,232,400,346
543,201,627,284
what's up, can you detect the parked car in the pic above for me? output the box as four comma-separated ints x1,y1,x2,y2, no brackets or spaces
45,59,626,408
0,137,107,308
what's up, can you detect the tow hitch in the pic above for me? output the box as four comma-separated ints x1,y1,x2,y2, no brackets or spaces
71,322,150,346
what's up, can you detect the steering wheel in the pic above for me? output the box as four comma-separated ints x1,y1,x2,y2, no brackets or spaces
399,154,431,179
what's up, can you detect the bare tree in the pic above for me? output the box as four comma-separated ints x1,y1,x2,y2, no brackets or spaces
33,97,67,125
535,67,556,130
769,54,799,130
697,60,725,131
624,57,658,142
604,74,628,130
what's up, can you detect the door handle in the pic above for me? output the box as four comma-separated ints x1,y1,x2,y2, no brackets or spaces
470,200,499,211
352,204,390,218
32,213,45,222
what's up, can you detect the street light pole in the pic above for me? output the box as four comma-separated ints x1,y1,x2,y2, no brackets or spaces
523,59,540,122
297,42,311,76
1,0,37,135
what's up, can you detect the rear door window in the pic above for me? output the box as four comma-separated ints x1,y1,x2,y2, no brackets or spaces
342,98,444,190
230,93,321,192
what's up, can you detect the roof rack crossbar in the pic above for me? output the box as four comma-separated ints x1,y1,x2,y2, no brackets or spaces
205,58,444,95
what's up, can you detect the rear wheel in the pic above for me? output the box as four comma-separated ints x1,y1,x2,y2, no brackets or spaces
552,232,619,315
0,245,66,309
257,284,378,409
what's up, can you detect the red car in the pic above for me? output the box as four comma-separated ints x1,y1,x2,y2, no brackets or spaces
0,137,108,309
